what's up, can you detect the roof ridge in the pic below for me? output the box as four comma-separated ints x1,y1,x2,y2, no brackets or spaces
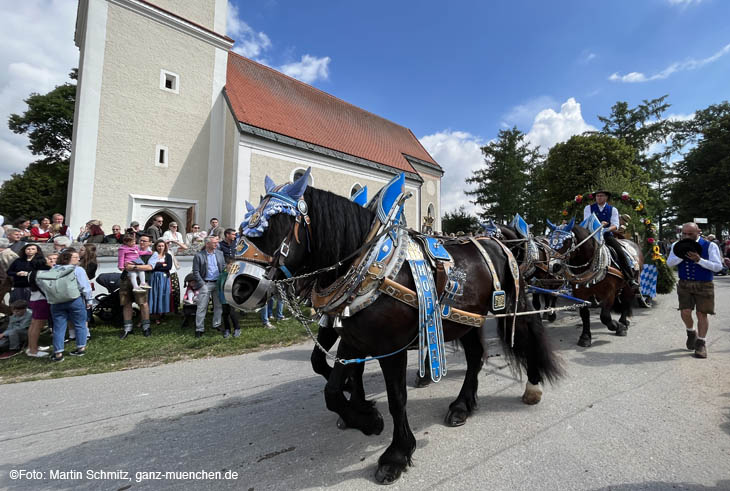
227,50,414,132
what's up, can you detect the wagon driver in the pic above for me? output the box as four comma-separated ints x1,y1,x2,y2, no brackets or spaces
583,190,637,288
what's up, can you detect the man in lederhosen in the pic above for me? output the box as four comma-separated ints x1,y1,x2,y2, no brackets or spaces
583,190,637,288
667,222,723,358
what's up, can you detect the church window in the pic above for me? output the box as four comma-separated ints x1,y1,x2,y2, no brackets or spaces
155,145,169,168
160,70,179,94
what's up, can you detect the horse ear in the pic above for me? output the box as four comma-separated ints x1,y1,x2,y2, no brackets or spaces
245,200,255,213
264,175,276,193
546,219,557,231
566,217,575,230
284,167,311,200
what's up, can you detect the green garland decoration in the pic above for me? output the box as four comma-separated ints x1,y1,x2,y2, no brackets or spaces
559,191,675,294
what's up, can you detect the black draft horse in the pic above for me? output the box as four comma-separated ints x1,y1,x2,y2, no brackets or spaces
239,186,564,484
488,225,565,323
547,222,643,347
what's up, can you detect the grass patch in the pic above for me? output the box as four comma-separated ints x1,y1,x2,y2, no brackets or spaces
0,311,318,385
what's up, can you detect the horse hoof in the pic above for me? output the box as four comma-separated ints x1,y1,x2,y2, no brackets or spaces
547,314,557,323
445,408,468,427
336,417,348,430
375,464,403,485
364,411,385,436
522,382,543,405
606,323,618,332
616,327,628,337
414,376,431,389
577,336,591,347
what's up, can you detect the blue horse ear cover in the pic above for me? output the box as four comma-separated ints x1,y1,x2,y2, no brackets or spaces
264,175,276,193
282,167,311,200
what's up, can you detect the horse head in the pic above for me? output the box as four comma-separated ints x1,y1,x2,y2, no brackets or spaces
546,217,575,253
226,168,313,309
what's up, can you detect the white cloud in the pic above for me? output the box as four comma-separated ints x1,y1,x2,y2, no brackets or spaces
609,42,730,83
419,131,484,215
280,55,331,84
502,95,558,129
0,0,77,183
526,97,596,151
227,2,330,84
227,2,272,59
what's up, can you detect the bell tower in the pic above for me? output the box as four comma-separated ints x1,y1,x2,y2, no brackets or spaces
68,0,233,234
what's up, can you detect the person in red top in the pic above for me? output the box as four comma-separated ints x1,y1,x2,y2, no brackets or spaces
30,217,52,242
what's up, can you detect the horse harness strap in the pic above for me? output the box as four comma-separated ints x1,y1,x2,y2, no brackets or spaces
378,278,485,327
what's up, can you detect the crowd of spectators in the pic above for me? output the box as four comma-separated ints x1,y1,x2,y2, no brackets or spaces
0,214,288,361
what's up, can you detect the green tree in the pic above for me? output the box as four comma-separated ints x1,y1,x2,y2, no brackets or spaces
0,70,76,219
465,127,541,222
671,102,730,237
597,95,678,235
441,206,480,235
539,134,645,221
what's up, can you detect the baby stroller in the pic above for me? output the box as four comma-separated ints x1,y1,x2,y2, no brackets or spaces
93,273,125,326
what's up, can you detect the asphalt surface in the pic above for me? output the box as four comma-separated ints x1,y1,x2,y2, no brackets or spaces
1,278,729,491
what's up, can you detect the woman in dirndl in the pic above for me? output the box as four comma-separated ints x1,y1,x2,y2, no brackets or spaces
149,240,172,324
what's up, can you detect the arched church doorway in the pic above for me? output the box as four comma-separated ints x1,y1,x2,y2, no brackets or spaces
143,210,183,238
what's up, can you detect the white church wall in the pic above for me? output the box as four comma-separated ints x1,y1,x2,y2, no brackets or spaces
238,134,422,228
145,0,217,32
90,1,219,229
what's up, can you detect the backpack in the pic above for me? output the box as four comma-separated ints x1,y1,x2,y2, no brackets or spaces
35,267,82,305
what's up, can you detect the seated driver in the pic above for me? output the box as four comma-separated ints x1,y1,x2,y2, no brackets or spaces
583,190,638,288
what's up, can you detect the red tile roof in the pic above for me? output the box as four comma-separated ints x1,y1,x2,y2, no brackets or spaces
225,52,440,175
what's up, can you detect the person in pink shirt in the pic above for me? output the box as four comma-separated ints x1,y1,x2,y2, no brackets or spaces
118,235,152,292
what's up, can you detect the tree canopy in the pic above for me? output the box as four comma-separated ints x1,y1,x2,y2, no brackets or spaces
465,127,541,223
539,134,646,222
671,101,730,236
1,70,76,220
441,206,480,235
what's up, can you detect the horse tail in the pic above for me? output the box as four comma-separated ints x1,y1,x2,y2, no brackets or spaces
498,291,564,385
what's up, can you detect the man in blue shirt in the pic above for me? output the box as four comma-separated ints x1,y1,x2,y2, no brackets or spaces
583,190,638,288
667,222,724,358
192,236,225,337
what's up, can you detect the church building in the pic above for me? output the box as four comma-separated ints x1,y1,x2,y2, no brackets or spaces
68,0,443,236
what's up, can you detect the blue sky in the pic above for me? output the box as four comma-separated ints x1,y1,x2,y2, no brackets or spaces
0,0,728,215
228,0,730,212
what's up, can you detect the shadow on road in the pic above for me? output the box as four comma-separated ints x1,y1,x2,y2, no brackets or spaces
0,358,534,490
590,481,730,490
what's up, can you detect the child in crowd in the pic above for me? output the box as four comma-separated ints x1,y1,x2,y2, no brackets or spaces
0,300,33,358
118,235,152,292
180,273,199,329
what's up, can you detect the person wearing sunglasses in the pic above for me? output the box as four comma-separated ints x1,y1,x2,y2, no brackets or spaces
104,225,124,244
186,224,207,247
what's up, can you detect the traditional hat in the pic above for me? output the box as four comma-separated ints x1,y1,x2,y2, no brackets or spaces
673,238,702,259
593,190,612,199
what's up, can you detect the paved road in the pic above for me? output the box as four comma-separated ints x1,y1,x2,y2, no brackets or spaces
1,278,729,490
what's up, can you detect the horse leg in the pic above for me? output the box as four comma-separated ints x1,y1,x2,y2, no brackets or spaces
577,306,592,347
446,327,484,426
522,315,545,404
600,304,623,335
311,325,339,382
547,295,557,323
615,287,633,336
375,351,416,485
324,343,384,436
414,363,431,388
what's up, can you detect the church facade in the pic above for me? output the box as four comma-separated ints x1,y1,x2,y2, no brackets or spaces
68,0,442,236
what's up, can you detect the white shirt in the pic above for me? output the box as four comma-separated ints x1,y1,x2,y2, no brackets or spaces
666,238,723,272
162,230,184,273
583,204,619,229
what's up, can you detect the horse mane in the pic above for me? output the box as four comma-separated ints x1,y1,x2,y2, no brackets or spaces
305,187,375,273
